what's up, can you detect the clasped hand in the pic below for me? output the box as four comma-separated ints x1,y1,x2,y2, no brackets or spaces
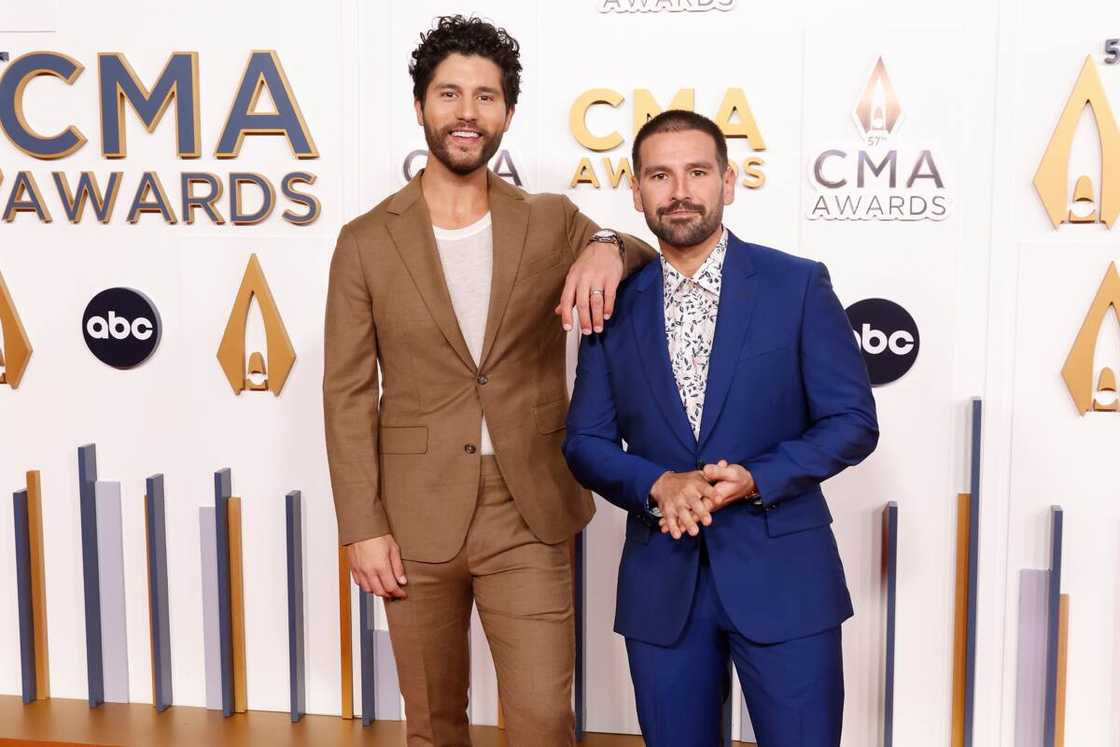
649,460,756,540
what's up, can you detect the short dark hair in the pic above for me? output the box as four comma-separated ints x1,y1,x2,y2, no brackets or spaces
632,110,728,175
409,15,522,108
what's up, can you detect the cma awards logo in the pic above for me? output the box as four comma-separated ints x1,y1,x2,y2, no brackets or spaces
0,269,32,389
1062,262,1120,414
403,148,523,186
568,88,766,190
217,254,295,396
598,0,735,12
1035,56,1120,229
0,50,320,226
807,56,948,222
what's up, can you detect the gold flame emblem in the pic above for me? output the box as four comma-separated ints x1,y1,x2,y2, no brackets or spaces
217,254,295,396
1062,261,1120,414
1034,56,1120,228
853,57,902,144
0,269,32,389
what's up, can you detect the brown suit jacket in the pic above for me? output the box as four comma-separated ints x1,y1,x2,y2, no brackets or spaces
324,171,654,562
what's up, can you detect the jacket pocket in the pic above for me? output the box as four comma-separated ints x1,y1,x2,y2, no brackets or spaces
532,399,568,434
380,426,429,454
763,492,833,538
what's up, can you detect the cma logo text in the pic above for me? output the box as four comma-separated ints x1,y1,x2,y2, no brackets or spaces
599,0,735,12
568,88,766,190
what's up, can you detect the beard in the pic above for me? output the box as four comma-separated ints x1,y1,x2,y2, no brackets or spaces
643,198,724,249
423,118,504,176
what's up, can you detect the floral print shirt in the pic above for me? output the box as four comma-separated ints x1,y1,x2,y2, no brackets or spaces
662,229,729,441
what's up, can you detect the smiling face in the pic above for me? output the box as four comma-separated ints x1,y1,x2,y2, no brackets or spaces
632,128,735,250
415,52,514,176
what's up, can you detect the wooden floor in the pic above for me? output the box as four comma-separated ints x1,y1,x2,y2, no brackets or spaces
0,697,753,746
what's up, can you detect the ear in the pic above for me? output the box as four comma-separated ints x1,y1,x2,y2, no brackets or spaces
414,98,424,127
722,162,736,206
632,172,644,213
502,105,515,132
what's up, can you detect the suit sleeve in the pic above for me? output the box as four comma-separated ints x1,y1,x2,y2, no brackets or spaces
744,262,879,507
562,332,668,516
323,224,391,545
560,195,658,278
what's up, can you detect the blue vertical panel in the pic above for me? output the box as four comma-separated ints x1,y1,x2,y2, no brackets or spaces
95,481,129,704
146,474,172,712
1014,569,1049,746
14,489,36,703
77,443,104,708
374,630,400,720
574,530,586,741
199,507,222,710
213,468,234,717
359,590,375,726
286,490,305,723
963,398,982,747
1043,506,1063,747
883,502,899,747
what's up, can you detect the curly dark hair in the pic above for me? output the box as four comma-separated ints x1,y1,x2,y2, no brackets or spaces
410,15,522,109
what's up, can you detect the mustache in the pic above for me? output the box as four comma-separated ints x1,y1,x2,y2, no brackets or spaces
658,200,705,217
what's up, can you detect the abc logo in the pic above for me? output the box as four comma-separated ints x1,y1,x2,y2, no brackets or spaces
845,298,919,386
82,288,162,369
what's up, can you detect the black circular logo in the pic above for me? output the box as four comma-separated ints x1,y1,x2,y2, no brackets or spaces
845,298,919,386
82,288,162,369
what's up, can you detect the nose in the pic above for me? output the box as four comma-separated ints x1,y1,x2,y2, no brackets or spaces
456,96,478,122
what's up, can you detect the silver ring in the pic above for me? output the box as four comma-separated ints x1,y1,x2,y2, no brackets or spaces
590,289,605,295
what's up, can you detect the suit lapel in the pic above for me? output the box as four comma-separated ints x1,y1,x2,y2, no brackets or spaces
631,262,698,454
696,235,759,449
385,175,476,372
480,172,529,367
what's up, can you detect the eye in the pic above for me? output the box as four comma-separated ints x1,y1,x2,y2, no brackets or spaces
441,91,456,99
691,169,707,177
650,173,667,181
479,94,494,102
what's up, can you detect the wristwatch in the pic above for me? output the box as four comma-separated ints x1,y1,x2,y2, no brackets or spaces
645,495,663,518
590,229,625,261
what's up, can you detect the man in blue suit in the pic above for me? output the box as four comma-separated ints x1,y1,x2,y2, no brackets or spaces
562,110,879,747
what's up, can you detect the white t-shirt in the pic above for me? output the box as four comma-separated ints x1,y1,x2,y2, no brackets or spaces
432,212,495,455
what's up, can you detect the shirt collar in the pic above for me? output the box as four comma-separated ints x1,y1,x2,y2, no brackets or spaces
662,228,729,298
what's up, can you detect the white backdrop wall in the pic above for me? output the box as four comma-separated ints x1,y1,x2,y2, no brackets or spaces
0,1,1116,745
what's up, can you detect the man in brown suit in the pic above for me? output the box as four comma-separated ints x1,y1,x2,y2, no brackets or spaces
323,16,654,746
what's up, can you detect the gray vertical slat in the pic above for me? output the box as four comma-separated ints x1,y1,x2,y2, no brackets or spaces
574,529,586,741
77,443,104,708
741,690,756,742
95,481,129,703
883,501,899,747
963,398,982,747
1014,570,1049,746
374,629,400,720
721,659,733,747
286,490,305,723
213,468,234,717
359,590,375,726
1043,506,1064,747
146,474,172,712
199,507,222,710
14,489,36,703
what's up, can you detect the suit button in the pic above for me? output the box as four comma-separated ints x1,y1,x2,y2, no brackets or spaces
477,374,489,385
464,443,477,454
696,460,706,470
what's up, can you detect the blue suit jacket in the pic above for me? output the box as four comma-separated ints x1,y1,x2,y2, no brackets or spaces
563,232,878,646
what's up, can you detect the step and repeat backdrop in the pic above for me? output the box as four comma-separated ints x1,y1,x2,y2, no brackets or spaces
0,1,1117,745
